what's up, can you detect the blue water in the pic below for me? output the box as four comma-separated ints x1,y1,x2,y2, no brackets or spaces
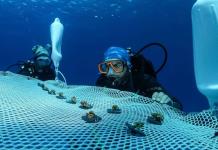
0,0,208,112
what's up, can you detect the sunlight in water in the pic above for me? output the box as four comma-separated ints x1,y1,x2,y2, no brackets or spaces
0,0,139,19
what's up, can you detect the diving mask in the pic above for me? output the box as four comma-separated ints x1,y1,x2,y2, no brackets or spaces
98,60,126,74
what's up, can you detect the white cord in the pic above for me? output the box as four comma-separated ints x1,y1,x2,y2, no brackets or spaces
55,68,67,86
57,70,67,85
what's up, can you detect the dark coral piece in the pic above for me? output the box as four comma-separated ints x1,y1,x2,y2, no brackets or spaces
82,111,101,123
147,112,164,125
79,101,92,109
107,105,122,114
66,96,77,104
125,122,145,137
48,89,56,95
56,92,66,99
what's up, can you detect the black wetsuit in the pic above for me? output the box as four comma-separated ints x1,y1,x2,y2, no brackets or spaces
96,73,183,110
18,61,55,81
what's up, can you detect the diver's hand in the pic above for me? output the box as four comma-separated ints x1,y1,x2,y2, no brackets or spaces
152,92,171,104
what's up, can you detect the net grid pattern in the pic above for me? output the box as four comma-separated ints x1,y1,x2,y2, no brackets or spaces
0,71,218,150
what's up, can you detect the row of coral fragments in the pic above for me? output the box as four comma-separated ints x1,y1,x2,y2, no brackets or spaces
37,82,164,136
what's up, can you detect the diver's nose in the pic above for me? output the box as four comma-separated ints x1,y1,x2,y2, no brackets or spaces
107,67,114,76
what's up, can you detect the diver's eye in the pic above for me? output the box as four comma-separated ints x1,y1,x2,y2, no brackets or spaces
113,60,124,68
113,63,122,69
100,63,108,71
111,61,124,73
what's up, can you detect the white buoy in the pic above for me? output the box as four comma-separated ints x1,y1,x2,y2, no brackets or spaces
192,0,218,108
50,18,66,84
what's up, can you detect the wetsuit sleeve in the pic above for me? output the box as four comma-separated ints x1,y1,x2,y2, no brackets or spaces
167,96,183,110
37,66,56,81
18,62,55,81
138,74,183,110
96,75,109,87
17,63,34,77
96,75,115,89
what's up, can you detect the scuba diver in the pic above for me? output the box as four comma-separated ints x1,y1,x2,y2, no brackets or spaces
96,44,183,110
5,44,55,81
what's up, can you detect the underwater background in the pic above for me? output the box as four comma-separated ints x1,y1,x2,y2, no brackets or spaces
0,0,208,112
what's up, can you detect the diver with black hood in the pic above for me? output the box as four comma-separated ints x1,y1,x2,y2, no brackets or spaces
5,18,65,82
5,44,55,81
96,44,182,110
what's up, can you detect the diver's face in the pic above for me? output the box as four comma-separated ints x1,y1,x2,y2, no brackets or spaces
98,59,128,78
107,64,128,78
33,45,51,70
36,59,50,69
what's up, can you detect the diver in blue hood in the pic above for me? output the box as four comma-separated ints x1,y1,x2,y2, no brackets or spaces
96,45,182,110
6,44,55,81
